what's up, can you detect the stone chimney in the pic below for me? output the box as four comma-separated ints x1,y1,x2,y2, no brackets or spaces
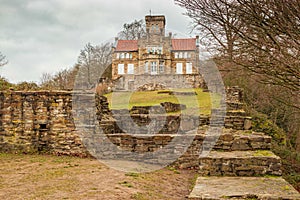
196,35,200,47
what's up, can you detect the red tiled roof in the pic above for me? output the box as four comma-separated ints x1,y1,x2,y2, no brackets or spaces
115,38,197,51
171,38,197,51
115,40,138,51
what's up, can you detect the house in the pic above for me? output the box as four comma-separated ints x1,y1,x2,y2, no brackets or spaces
112,15,203,90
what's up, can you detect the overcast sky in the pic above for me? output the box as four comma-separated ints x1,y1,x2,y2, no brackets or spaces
0,0,195,83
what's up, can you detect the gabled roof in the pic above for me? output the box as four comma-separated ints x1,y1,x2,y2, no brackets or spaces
114,38,197,52
115,40,138,52
171,38,197,51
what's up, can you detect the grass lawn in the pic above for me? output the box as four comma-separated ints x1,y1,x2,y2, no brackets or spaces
105,88,219,115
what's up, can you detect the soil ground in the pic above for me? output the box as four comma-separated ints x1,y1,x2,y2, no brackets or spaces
0,153,197,200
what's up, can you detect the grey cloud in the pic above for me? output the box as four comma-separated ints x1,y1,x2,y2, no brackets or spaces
0,0,191,83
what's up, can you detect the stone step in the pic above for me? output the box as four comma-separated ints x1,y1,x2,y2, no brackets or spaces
226,110,247,116
226,101,244,110
205,130,272,151
103,130,271,153
188,176,300,200
199,150,282,176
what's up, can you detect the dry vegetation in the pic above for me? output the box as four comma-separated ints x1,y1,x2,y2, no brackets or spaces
0,153,197,200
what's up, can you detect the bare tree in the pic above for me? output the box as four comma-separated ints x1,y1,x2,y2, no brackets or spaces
40,72,54,89
176,0,299,94
40,42,112,90
76,42,113,88
229,0,300,92
176,0,300,152
0,51,8,67
175,0,242,60
118,19,146,40
40,66,80,90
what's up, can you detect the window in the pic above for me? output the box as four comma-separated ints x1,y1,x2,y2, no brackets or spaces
175,52,179,58
127,64,134,74
176,63,183,74
184,52,188,58
145,62,149,73
129,53,133,59
147,46,163,54
151,62,157,74
188,52,192,58
118,64,124,74
179,52,183,58
151,24,159,33
125,53,130,59
120,53,124,59
186,62,193,74
159,62,164,73
116,53,120,59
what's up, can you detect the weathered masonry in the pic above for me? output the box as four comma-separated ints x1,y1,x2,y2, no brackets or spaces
0,88,299,199
0,91,87,156
112,15,204,90
0,87,250,157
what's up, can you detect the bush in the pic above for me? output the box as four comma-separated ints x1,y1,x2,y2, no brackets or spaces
0,76,13,90
15,81,39,91
251,111,286,145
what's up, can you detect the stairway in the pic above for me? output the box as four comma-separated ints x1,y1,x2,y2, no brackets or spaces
188,130,300,199
97,88,300,199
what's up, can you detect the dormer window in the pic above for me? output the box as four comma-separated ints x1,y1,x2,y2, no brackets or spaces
174,51,191,59
116,52,133,59
184,52,188,58
179,52,183,58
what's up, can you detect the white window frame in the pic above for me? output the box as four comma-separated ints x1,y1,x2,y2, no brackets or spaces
127,64,134,74
151,61,157,75
120,53,124,59
147,46,163,54
184,52,188,58
125,53,130,59
179,52,183,58
159,62,164,73
145,62,149,73
176,63,183,74
116,53,120,59
118,64,125,74
175,52,179,59
186,62,193,74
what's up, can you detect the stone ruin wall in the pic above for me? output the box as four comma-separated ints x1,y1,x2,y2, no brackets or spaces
0,87,261,169
0,91,88,156
114,74,205,91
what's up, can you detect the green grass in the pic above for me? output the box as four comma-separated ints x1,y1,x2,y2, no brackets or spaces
105,88,220,115
167,166,180,174
125,172,140,178
253,150,274,157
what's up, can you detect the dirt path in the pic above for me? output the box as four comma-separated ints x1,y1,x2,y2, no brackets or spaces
0,153,197,200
